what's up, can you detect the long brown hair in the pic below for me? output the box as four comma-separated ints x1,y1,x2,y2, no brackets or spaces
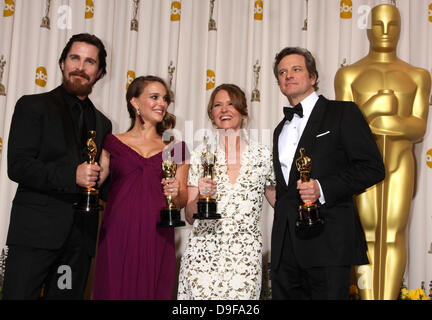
126,75,176,135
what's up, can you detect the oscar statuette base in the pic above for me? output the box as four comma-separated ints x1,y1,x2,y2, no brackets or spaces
74,187,101,213
295,204,324,239
157,207,186,228
193,198,221,220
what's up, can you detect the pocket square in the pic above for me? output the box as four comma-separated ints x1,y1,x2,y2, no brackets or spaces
316,131,330,138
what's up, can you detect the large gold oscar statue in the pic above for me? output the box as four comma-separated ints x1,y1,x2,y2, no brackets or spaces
334,4,431,300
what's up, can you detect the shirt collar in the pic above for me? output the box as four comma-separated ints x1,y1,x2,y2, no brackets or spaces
290,91,319,118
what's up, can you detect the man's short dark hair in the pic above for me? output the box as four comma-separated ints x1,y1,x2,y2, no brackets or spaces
58,33,107,82
273,47,319,91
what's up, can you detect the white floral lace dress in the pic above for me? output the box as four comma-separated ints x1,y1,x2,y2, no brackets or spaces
177,137,275,300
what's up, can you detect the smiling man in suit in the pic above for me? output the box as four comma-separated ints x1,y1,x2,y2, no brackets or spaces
2,33,112,299
270,47,385,300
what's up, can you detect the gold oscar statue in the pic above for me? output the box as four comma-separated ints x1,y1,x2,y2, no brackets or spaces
157,151,185,228
208,0,217,31
40,0,51,29
75,130,101,212
130,0,139,31
334,4,431,300
251,60,261,102
193,135,220,220
295,148,324,239
0,55,6,96
168,61,175,103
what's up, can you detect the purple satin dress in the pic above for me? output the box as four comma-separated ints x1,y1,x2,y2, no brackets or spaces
92,134,187,300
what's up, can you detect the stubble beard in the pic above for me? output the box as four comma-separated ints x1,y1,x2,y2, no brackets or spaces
62,71,95,97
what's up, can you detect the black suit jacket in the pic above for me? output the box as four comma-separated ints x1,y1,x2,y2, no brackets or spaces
6,86,112,256
271,95,384,269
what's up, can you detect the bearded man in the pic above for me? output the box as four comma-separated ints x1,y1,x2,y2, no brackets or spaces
2,33,112,300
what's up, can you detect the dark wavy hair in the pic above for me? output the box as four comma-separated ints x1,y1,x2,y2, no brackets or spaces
207,83,249,128
58,33,107,83
126,75,176,135
273,47,319,91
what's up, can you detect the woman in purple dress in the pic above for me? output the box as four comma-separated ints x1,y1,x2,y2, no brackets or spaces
92,76,189,299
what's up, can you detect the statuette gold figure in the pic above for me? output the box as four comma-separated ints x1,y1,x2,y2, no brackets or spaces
40,0,51,29
0,55,6,96
335,4,431,300
130,0,140,31
251,60,261,102
208,0,217,31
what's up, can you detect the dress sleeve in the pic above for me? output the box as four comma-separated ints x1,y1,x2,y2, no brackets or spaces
266,151,276,187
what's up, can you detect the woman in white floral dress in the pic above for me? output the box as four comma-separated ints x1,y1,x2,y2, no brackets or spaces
177,84,276,300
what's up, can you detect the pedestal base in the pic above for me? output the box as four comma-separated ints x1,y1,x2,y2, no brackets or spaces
295,204,324,239
193,198,220,220
74,188,100,213
157,207,186,228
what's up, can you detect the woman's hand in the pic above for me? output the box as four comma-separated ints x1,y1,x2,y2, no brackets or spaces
198,177,217,197
162,177,180,200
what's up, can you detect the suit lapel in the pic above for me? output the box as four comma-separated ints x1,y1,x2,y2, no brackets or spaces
51,86,81,164
287,95,328,188
273,118,289,190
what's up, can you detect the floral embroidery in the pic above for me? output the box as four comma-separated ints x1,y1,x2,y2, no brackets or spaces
178,136,275,300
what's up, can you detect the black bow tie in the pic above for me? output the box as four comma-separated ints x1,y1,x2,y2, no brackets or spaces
283,103,303,122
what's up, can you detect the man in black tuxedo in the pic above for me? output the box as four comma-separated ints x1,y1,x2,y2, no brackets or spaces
270,47,385,299
2,33,112,299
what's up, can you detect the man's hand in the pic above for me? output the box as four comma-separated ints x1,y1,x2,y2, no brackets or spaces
76,162,101,188
297,178,320,204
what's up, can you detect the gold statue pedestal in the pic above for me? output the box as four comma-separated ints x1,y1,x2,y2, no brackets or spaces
157,205,185,228
193,196,220,220
295,203,324,239
74,187,101,213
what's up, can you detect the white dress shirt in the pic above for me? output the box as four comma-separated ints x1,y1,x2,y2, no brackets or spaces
278,91,325,204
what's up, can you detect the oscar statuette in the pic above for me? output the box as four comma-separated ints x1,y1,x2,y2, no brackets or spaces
193,136,220,220
0,55,6,96
295,148,324,238
157,151,186,228
75,130,101,213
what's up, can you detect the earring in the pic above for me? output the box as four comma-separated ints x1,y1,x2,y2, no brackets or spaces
136,108,145,125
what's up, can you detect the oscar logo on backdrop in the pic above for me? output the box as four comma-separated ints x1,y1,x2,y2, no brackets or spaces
170,1,181,21
35,66,48,87
335,4,431,300
206,69,215,91
85,0,94,19
340,0,352,19
254,0,263,20
126,70,135,90
429,3,432,23
3,0,15,17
